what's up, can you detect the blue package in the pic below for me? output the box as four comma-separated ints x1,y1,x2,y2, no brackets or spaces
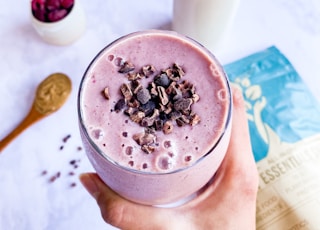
224,46,320,229
224,46,320,162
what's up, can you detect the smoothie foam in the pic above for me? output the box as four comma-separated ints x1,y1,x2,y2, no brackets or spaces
78,30,232,204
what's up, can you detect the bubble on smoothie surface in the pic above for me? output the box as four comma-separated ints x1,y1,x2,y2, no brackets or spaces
184,155,193,162
157,156,173,170
142,163,148,169
91,129,104,140
114,57,124,67
163,140,172,149
209,63,220,78
108,54,114,62
125,146,133,155
217,89,227,101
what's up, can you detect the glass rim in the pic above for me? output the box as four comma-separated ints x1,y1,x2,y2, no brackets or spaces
77,30,233,175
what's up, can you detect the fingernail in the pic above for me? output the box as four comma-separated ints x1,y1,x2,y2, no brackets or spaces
79,173,99,199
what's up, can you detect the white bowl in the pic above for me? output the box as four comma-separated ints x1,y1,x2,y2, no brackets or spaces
31,0,86,46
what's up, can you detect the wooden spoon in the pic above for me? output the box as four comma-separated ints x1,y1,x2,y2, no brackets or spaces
0,73,72,152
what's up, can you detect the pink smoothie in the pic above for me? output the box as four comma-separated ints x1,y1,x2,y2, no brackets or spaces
78,30,232,205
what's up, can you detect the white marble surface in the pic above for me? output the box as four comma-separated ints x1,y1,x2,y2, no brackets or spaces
0,0,320,229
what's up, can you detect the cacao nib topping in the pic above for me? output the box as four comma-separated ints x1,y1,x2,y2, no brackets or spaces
130,111,145,123
174,98,193,111
114,98,126,112
103,87,110,100
154,74,170,87
139,100,156,116
136,87,151,104
118,61,135,74
157,86,169,105
107,61,201,154
120,84,133,101
163,121,173,134
141,65,156,77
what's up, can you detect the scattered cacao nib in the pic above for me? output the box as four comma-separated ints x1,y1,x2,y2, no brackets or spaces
110,61,201,154
49,176,57,183
63,134,71,143
59,145,64,150
41,170,48,176
122,132,128,137
70,182,77,187
49,172,61,183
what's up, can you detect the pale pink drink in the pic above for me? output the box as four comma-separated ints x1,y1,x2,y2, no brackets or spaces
78,30,232,205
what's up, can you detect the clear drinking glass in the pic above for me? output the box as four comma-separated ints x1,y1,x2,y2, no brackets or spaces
78,30,232,205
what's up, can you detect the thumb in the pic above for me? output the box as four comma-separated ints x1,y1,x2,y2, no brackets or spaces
80,173,174,230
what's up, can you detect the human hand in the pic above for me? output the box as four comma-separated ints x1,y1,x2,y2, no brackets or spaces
80,87,259,230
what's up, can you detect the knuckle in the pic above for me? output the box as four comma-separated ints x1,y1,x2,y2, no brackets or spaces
236,166,259,200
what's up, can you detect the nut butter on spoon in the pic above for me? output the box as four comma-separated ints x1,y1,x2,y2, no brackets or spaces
0,73,72,153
